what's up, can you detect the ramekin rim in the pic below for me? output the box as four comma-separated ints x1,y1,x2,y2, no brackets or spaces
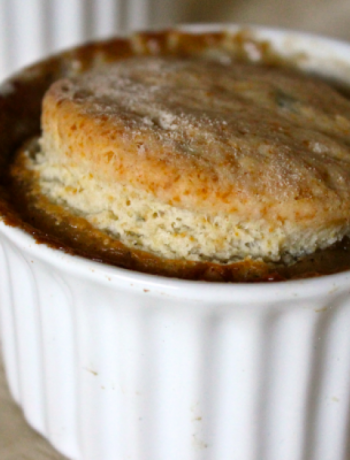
1,219,349,303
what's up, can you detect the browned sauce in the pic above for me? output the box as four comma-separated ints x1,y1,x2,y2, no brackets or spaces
1,30,350,282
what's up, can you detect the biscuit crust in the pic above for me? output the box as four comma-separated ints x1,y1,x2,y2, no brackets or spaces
36,57,350,262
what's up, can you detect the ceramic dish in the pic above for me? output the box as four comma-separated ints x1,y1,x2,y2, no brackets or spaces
1,25,350,460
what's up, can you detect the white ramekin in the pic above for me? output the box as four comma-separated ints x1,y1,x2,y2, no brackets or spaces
2,25,350,460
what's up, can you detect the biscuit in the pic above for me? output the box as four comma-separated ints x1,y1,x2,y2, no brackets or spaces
30,56,350,264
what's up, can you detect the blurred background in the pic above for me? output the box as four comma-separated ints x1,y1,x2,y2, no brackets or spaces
1,0,350,82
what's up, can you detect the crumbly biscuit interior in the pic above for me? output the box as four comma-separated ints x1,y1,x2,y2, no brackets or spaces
29,143,347,264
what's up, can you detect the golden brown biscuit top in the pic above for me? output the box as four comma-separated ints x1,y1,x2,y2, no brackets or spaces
43,56,350,225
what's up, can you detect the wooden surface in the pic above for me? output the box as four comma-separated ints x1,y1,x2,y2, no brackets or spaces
0,348,68,460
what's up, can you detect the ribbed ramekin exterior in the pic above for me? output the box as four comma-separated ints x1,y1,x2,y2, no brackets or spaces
2,224,350,460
